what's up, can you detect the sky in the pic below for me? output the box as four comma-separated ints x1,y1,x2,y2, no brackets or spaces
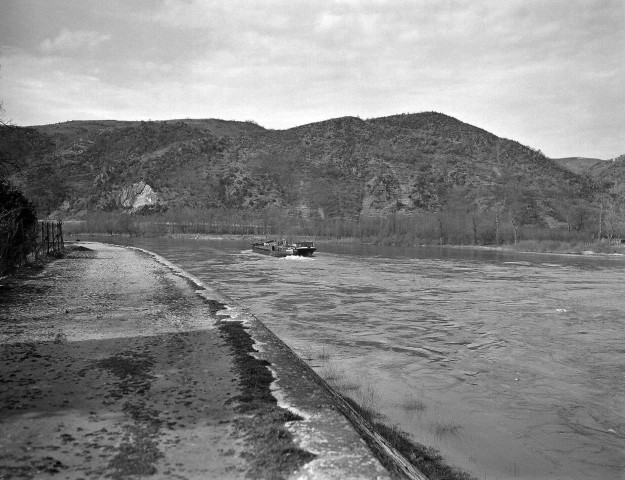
0,0,623,159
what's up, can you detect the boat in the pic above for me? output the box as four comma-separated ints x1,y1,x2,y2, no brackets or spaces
251,239,316,257
292,241,316,257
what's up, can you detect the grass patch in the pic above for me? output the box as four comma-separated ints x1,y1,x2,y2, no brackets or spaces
316,347,332,361
319,363,345,385
334,378,361,393
338,389,477,480
430,420,464,440
507,239,625,255
358,382,382,414
401,395,427,416
374,422,476,480
218,320,316,479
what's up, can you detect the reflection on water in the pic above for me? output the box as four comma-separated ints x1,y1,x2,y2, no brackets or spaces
94,236,625,480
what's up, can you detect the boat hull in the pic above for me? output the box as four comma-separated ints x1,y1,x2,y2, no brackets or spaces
252,245,292,257
251,241,316,257
293,247,316,257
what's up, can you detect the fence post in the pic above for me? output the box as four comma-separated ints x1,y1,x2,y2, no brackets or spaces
32,223,37,261
59,222,64,249
32,223,37,262
19,219,25,268
40,222,44,259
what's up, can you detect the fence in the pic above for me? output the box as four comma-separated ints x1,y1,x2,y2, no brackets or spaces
34,221,65,259
0,219,64,275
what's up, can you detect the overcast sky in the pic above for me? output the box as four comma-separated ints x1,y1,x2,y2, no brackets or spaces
1,0,623,159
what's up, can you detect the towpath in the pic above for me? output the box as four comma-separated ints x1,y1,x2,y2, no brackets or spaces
0,242,392,479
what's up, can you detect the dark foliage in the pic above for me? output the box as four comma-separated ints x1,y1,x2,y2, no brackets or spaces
0,125,54,176
0,178,38,274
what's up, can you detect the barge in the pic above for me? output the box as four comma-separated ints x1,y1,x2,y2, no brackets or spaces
252,240,316,257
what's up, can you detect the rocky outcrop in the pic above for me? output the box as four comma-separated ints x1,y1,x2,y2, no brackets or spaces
119,182,158,211
361,174,401,214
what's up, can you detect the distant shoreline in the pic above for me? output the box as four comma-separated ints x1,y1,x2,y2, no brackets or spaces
69,231,625,258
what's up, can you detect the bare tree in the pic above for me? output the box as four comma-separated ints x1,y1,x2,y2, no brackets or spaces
0,100,22,176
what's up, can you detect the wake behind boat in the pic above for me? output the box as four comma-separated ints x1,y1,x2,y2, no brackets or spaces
252,239,316,257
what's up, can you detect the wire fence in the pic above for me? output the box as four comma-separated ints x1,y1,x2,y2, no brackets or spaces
35,221,65,258
0,218,64,276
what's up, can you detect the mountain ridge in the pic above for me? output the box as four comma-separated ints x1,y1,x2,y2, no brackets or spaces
2,112,619,235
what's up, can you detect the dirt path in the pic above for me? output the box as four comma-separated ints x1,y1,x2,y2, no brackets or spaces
0,243,249,479
0,243,394,480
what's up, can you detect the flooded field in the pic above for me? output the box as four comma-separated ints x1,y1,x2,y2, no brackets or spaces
95,236,625,480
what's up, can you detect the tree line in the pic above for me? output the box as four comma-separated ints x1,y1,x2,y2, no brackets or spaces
65,204,618,250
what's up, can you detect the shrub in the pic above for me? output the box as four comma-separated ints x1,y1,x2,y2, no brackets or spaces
0,178,38,274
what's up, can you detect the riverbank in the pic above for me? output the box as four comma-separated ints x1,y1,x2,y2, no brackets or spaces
0,242,395,479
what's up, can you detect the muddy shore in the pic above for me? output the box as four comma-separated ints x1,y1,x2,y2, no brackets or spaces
0,242,396,479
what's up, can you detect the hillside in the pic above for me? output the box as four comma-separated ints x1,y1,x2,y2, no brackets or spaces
554,155,625,193
1,113,608,230
552,157,606,176
577,155,625,195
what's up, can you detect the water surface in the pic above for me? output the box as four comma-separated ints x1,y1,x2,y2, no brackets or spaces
93,236,625,480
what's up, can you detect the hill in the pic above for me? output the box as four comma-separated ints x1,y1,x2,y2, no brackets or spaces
1,112,611,235
554,155,625,192
577,154,625,196
552,157,606,176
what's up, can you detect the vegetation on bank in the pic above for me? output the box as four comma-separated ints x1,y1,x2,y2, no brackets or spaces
344,398,477,480
62,207,625,255
0,102,42,274
0,126,66,276
505,238,624,255
0,175,39,276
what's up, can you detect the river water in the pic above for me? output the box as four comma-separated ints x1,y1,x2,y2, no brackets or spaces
92,236,625,480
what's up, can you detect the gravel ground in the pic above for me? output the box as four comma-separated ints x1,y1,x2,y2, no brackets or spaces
0,242,394,480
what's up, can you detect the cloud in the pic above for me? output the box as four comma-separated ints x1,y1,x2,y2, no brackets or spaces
38,28,111,55
1,0,622,157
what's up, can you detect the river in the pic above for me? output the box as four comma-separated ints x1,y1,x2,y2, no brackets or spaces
90,236,625,480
